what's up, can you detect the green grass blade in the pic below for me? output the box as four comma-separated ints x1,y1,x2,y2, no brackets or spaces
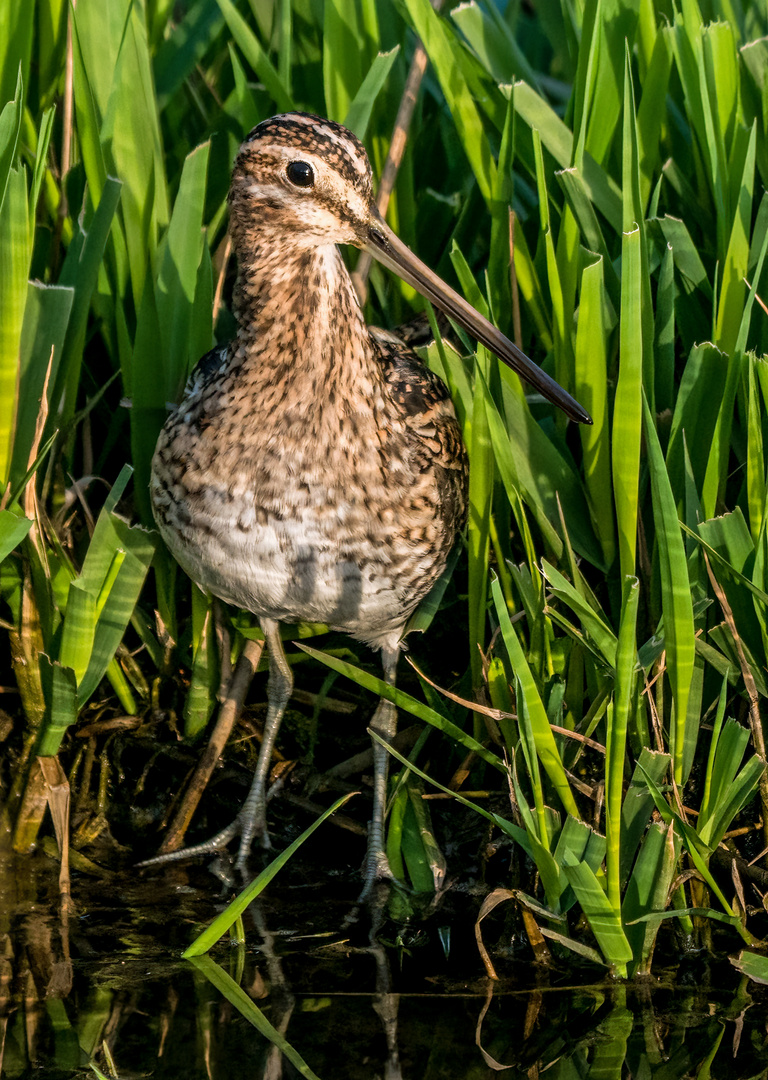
574,254,615,566
400,0,496,206
187,956,321,1080
217,0,294,113
155,141,210,399
0,69,23,217
323,0,372,123
715,122,755,355
467,349,493,696
59,580,97,686
643,392,695,784
747,358,765,545
11,282,74,490
730,951,768,985
0,164,29,491
183,792,356,956
0,508,32,562
512,80,622,231
612,224,643,582
561,852,633,974
541,559,617,666
100,1,169,312
296,642,506,773
622,822,681,974
491,577,580,818
343,47,399,141
36,656,78,756
184,590,218,739
605,576,639,914
154,2,225,109
451,2,542,94
54,176,122,431
620,748,672,885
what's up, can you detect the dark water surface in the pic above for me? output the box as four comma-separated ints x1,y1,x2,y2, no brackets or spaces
2,849,767,1079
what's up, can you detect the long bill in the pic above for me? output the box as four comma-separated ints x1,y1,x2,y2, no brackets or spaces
363,209,592,426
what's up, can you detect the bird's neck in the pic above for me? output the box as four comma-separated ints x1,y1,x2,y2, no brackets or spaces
231,241,376,389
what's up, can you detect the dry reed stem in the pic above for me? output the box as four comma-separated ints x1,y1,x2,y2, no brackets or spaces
157,636,265,854
351,0,445,303
703,551,768,853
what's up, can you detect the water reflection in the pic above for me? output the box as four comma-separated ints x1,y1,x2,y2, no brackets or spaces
1,851,767,1079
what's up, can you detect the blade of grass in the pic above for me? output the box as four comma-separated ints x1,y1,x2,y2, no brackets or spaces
183,792,356,956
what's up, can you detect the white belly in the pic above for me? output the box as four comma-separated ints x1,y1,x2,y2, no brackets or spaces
155,495,420,649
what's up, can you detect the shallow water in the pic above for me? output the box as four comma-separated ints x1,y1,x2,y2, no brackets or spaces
2,849,767,1079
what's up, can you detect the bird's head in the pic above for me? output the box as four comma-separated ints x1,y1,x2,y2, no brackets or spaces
229,112,375,248
228,112,592,425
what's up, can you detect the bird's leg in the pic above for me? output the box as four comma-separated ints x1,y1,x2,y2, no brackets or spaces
137,618,291,871
213,597,233,702
361,644,400,897
234,617,293,866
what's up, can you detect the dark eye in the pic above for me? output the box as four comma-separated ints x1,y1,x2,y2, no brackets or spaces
286,161,314,188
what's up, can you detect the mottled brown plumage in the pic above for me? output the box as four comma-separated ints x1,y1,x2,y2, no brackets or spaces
145,113,588,890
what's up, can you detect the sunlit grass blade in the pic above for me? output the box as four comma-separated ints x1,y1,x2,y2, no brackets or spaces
323,0,378,124
643,393,695,784
605,576,639,914
491,577,580,818
183,792,356,956
0,69,23,215
612,223,642,582
730,951,768,984
99,0,168,312
451,2,542,93
573,253,614,566
296,642,505,772
512,80,622,231
561,851,633,976
216,0,294,113
399,0,496,205
0,508,32,561
0,161,29,491
343,47,399,141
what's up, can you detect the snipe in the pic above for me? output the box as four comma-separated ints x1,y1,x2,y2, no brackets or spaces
145,112,590,892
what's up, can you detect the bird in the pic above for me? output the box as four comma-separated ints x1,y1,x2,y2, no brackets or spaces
144,112,591,894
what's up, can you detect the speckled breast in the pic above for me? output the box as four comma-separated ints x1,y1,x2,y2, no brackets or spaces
149,361,464,650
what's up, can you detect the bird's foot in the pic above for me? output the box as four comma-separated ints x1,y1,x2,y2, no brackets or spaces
357,847,398,902
136,806,270,871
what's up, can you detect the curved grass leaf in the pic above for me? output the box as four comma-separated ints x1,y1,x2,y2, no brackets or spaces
491,576,580,818
183,792,356,956
343,47,399,141
295,642,506,773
